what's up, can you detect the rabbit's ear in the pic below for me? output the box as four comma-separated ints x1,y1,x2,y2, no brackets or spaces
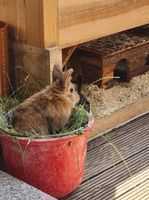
53,67,73,90
52,64,63,82
63,68,73,86
66,68,73,79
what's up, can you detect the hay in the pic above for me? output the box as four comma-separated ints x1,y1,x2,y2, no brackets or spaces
82,72,149,119
59,105,89,135
0,97,19,112
0,98,89,138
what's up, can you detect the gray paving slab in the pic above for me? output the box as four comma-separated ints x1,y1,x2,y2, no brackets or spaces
0,170,57,200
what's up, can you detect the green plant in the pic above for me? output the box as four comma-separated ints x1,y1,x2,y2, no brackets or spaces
0,96,20,112
0,97,89,138
58,105,89,135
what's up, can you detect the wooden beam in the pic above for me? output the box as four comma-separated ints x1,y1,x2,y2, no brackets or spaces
25,0,44,47
0,0,44,47
0,0,26,42
42,0,59,48
58,0,149,48
103,64,116,76
0,22,9,96
62,45,77,67
10,42,50,97
46,47,62,83
89,96,149,139
1,0,149,48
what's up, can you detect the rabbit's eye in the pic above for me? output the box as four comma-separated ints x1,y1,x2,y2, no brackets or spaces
70,88,73,93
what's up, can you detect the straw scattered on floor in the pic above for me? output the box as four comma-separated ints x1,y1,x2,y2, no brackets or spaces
82,72,149,119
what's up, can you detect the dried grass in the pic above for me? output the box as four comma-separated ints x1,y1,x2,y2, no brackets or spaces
82,72,149,119
0,97,89,138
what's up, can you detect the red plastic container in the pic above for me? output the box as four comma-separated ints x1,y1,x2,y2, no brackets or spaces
0,122,93,198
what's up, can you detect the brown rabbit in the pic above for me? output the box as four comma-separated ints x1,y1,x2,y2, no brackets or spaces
8,65,80,135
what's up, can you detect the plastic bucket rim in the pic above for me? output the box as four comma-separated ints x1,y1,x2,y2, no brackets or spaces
0,124,92,142
0,113,94,142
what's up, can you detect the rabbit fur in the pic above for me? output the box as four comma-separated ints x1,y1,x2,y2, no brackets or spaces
8,65,80,135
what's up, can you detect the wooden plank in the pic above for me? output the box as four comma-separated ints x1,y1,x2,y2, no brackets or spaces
115,178,149,200
0,0,45,47
88,113,149,151
58,0,149,47
25,0,44,47
42,0,59,48
0,0,26,42
1,0,149,48
63,134,148,200
10,42,50,97
85,125,149,181
46,47,62,83
0,22,9,96
0,0,59,48
61,114,149,200
90,96,149,138
62,45,77,67
103,64,116,76
102,72,113,84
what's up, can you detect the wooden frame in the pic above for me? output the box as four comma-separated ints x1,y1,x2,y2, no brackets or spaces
0,0,149,48
58,0,149,48
90,96,149,139
69,27,149,88
0,0,149,97
0,21,8,96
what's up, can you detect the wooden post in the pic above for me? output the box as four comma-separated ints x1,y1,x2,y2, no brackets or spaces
0,21,9,96
46,47,62,83
62,45,77,67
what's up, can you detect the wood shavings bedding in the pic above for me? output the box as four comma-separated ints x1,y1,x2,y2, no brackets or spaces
82,72,149,119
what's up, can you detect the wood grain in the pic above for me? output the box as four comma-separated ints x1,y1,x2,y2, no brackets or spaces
46,47,62,83
90,96,149,139
62,45,77,67
1,0,149,48
0,22,9,96
59,0,148,29
103,64,116,76
58,0,149,47
10,42,49,97
42,0,59,48
25,0,44,46
0,0,44,47
0,0,26,42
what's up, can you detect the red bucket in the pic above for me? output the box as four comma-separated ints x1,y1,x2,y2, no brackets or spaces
0,122,93,198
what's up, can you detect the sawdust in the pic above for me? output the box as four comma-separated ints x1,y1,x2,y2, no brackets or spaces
82,72,149,119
